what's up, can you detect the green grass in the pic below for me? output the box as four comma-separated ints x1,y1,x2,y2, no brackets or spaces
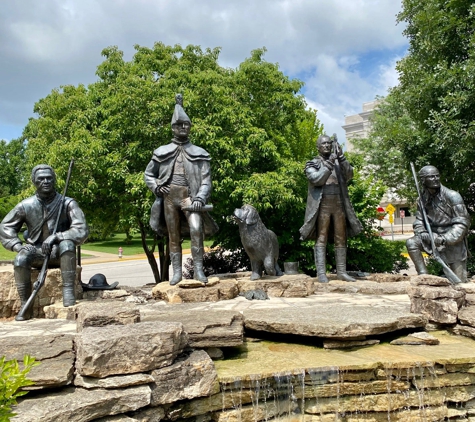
0,248,16,261
0,234,213,260
83,233,213,256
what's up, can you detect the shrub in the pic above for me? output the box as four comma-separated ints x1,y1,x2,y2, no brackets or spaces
183,247,250,279
0,355,39,420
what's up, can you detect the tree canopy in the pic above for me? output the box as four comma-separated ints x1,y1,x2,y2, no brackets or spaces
353,0,475,214
23,43,323,280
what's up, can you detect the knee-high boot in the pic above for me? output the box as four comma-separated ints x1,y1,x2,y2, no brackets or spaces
407,248,428,275
169,252,183,285
14,267,32,321
191,246,208,283
335,247,356,282
61,251,76,307
315,245,329,283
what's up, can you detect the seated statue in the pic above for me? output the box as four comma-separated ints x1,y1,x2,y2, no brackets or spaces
406,165,470,282
0,164,88,320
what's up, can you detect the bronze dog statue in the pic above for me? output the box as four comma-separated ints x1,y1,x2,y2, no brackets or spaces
233,204,283,280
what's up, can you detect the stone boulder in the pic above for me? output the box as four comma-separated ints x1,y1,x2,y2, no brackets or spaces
314,279,409,295
152,280,238,303
150,350,220,406
140,303,243,348
76,301,141,332
0,319,76,389
0,268,82,319
407,275,465,324
12,385,151,422
75,321,188,377
237,275,315,297
74,373,154,389
242,301,427,339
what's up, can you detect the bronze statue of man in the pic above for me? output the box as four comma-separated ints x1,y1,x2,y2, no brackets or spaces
0,165,88,319
300,134,362,282
406,165,470,282
144,94,218,285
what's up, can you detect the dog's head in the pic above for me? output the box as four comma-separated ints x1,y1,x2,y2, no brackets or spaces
233,204,260,226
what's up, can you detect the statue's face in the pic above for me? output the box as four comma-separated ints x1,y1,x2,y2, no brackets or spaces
317,137,332,157
172,120,191,140
422,168,441,190
34,169,56,195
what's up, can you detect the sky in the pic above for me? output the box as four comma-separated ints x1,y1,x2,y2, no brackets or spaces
0,0,407,145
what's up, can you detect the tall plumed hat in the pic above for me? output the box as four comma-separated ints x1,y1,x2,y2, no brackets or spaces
171,93,191,125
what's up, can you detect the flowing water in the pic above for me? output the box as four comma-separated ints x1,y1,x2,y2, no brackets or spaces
212,331,475,421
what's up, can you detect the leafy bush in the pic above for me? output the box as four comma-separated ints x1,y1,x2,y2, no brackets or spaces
183,247,250,279
0,355,39,420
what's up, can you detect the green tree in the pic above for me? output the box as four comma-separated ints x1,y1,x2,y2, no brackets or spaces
0,138,27,197
355,0,475,212
23,43,323,282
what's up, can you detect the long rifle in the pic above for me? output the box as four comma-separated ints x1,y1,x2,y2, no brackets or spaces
16,159,75,321
410,162,461,284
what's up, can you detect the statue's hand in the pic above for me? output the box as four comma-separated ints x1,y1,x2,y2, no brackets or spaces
420,232,431,244
328,153,337,164
191,200,203,211
42,234,59,255
434,234,445,247
13,244,35,253
159,185,170,194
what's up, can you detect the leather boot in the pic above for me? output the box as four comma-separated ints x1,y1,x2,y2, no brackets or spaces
335,247,356,282
61,251,76,307
14,267,32,321
62,271,76,307
315,245,329,283
191,246,208,283
169,252,182,285
407,248,428,275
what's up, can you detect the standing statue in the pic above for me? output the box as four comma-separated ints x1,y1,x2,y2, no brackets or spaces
300,134,362,282
0,164,88,320
407,164,471,283
144,94,218,285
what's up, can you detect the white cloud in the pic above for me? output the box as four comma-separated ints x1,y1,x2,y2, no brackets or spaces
0,0,407,140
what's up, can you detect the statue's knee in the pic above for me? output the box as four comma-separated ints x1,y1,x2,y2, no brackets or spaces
59,240,76,256
406,237,418,250
13,250,34,268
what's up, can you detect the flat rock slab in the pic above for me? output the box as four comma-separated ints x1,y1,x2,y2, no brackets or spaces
74,372,154,389
314,280,409,295
390,332,440,345
150,350,219,406
140,303,243,348
75,321,188,377
76,301,141,332
152,280,238,303
237,275,315,297
240,295,427,339
0,319,76,388
12,385,151,422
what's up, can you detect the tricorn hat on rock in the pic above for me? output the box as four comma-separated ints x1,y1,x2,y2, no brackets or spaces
171,93,191,125
81,273,119,290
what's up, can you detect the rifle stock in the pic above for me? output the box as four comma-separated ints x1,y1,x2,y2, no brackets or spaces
410,162,461,284
15,159,75,321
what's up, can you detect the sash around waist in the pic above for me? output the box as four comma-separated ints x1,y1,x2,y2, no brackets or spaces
322,184,340,195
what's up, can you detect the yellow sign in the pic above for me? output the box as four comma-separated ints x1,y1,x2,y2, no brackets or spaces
386,204,396,214
389,215,394,224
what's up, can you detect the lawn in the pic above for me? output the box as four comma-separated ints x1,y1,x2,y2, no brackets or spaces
83,233,213,256
0,234,214,260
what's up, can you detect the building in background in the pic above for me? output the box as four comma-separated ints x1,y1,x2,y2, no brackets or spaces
342,101,414,232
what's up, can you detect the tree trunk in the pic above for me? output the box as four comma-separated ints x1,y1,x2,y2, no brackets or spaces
157,238,170,282
138,220,161,284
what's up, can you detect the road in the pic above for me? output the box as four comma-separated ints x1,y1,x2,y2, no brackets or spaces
80,231,416,287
